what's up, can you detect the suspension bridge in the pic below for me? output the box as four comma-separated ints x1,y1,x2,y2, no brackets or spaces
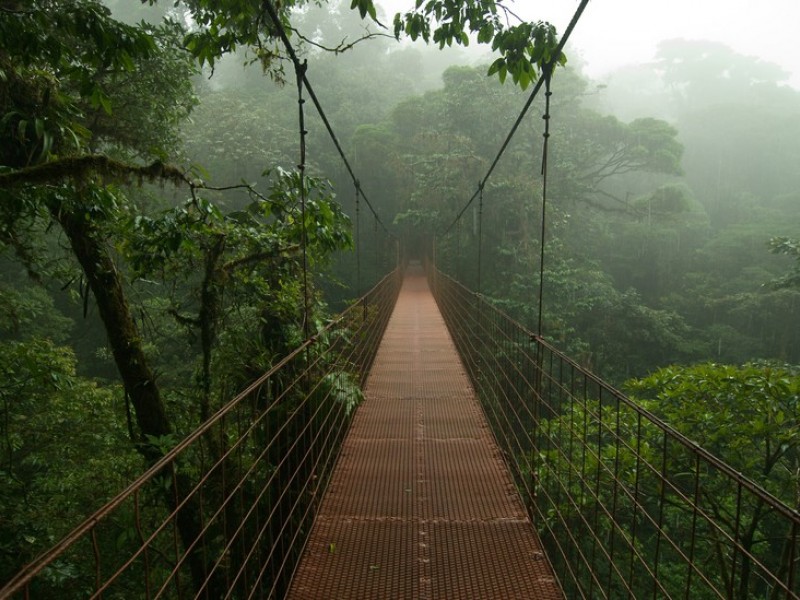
3,1,800,597
2,260,799,598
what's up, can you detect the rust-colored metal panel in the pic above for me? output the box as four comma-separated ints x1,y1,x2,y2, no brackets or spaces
287,269,563,599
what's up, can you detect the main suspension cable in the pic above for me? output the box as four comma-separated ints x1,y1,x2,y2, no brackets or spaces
441,0,590,237
262,1,390,236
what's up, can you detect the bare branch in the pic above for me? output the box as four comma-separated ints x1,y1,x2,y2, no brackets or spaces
592,188,643,215
496,2,525,26
191,181,271,204
0,156,284,209
580,148,649,184
577,192,640,215
168,308,200,328
0,5,33,14
288,27,394,54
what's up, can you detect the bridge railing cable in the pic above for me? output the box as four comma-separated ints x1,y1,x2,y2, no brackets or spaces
0,270,402,600
430,268,800,599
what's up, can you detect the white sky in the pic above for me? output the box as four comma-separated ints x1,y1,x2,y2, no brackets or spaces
375,0,800,88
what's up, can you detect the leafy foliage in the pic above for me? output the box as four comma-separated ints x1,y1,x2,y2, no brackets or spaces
393,0,564,88
0,0,174,166
1,0,799,595
769,237,800,289
0,339,139,584
536,362,800,598
628,363,800,490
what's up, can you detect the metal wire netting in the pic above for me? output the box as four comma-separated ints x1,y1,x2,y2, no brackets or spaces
430,267,800,600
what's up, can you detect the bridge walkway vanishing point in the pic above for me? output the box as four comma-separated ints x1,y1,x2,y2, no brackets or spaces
288,267,562,599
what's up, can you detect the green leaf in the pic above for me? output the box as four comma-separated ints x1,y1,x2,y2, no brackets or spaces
498,64,508,84
350,0,372,19
487,57,504,77
118,50,135,72
477,23,494,44
38,130,53,162
90,87,113,115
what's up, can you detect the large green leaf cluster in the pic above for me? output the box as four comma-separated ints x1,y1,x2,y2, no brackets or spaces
628,362,800,483
0,338,139,585
393,0,563,88
769,236,800,289
0,1,158,166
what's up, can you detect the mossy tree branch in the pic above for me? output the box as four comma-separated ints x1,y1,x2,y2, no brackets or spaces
0,155,191,189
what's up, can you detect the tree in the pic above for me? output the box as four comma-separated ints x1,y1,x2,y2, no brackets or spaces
380,63,687,378
123,171,352,422
0,0,563,476
0,0,199,460
173,0,564,87
627,363,800,502
769,237,800,290
627,363,800,599
0,2,210,589
0,339,139,584
4,1,570,591
655,39,794,114
393,0,564,88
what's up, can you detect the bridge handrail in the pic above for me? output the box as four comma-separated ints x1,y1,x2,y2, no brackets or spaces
432,269,800,524
1,267,403,599
430,266,800,599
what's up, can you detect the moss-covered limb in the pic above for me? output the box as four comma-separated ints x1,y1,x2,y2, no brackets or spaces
0,155,190,188
48,198,173,448
221,244,300,275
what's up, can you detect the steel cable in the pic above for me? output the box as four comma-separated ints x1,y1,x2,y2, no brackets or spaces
262,1,391,236
441,0,590,237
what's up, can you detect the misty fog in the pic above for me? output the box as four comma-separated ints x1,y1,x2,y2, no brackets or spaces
163,0,800,380
3,1,800,596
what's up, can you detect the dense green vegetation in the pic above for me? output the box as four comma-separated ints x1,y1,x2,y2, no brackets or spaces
1,0,799,594
535,361,800,598
0,0,566,590
378,40,800,382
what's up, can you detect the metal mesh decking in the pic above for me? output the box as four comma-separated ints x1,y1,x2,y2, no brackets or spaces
287,268,562,599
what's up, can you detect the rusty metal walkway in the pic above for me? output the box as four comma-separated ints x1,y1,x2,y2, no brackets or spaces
288,268,562,599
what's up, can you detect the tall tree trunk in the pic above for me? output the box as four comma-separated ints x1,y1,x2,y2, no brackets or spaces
51,203,170,453
49,201,214,594
199,234,225,423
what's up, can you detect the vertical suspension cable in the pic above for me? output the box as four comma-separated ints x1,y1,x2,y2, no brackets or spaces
373,215,378,282
355,182,361,297
455,219,461,281
261,0,391,305
537,67,553,337
476,183,484,295
295,58,311,342
356,182,367,321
